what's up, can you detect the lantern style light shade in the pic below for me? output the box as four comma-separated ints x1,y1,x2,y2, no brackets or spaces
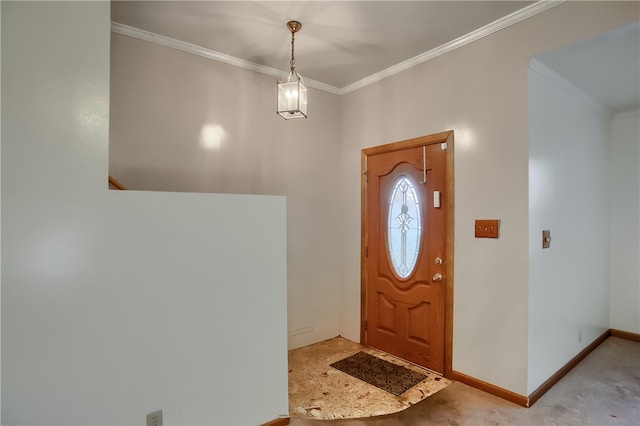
277,21,308,120
277,72,307,119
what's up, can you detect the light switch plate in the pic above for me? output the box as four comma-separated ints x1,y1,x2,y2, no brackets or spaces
475,220,499,238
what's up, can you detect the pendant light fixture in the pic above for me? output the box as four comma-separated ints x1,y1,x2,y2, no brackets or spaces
277,20,307,119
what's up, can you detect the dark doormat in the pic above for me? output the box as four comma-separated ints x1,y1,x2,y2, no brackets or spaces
330,351,427,396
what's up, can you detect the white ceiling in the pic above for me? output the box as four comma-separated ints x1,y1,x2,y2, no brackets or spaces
111,1,537,90
536,22,640,113
111,1,639,110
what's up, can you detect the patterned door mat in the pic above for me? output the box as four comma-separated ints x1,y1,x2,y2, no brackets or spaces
330,351,427,396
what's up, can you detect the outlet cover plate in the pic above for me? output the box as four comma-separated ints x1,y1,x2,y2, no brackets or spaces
147,410,163,426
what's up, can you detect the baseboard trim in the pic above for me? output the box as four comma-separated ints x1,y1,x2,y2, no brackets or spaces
450,370,529,407
527,329,611,407
610,329,640,342
452,329,622,408
261,416,290,426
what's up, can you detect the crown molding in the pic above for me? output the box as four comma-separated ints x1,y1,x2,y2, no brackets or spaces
111,0,564,96
110,22,342,95
339,0,565,95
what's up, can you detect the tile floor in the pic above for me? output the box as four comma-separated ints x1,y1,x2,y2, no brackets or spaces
288,336,451,420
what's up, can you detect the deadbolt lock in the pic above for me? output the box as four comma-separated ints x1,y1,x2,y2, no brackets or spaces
434,257,443,265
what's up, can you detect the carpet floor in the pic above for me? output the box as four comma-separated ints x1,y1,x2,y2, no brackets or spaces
289,336,639,425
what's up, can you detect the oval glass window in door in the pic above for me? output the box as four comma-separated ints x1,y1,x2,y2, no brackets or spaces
387,176,422,278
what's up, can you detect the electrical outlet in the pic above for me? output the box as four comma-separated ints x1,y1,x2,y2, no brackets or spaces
147,410,163,426
578,330,582,343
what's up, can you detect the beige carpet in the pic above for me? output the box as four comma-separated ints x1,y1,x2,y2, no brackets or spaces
290,336,640,426
288,336,451,420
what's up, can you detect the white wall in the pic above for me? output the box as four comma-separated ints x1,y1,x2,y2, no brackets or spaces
610,109,640,334
527,59,612,394
105,0,640,398
109,33,343,350
2,2,287,425
0,2,3,422
338,1,638,396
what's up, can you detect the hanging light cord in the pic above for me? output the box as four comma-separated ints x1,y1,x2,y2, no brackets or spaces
290,29,296,73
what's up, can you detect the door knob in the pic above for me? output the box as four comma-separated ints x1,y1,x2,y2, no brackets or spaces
434,257,443,265
432,273,443,282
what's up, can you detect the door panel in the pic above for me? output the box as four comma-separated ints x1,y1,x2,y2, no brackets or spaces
363,141,448,373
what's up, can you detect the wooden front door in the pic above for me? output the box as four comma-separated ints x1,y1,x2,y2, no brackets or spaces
362,131,453,374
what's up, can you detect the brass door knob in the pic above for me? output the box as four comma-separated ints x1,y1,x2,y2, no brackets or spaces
432,273,443,282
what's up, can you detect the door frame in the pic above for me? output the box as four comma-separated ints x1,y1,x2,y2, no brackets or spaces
361,130,454,378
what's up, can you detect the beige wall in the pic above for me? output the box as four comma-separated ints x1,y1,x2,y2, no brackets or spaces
610,109,640,334
338,1,638,395
3,2,288,424
527,58,612,394
110,34,344,349
109,1,640,396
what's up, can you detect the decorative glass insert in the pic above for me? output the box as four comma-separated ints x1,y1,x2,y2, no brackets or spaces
387,176,422,278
